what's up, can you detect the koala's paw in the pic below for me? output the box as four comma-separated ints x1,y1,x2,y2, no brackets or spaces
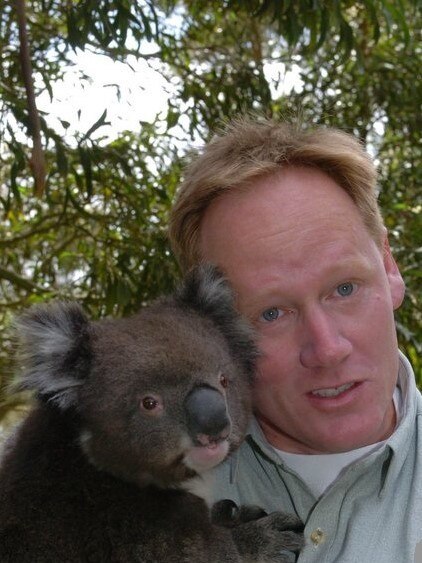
212,499,267,526
212,500,304,563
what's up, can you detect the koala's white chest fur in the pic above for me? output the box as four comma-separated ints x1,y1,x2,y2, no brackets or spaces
179,470,216,508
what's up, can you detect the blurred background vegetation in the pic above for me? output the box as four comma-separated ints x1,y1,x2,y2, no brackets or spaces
1,0,421,433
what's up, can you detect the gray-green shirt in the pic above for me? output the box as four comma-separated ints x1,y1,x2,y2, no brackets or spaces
212,352,422,562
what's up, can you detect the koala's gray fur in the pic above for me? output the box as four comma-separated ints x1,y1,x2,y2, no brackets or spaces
0,265,303,562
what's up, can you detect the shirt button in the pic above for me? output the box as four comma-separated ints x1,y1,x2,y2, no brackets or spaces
310,528,326,546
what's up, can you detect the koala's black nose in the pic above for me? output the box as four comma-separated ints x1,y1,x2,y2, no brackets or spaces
184,386,230,441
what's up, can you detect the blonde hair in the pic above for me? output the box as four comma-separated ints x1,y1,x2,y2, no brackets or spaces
169,117,384,271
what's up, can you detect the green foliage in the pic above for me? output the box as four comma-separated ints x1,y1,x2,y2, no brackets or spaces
0,0,420,424
0,119,182,417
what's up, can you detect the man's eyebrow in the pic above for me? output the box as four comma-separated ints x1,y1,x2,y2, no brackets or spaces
323,255,375,276
240,256,375,305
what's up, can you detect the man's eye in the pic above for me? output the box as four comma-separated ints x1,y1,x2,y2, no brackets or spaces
261,307,281,322
336,282,355,297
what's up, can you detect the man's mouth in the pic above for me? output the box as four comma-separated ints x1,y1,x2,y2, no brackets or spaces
310,382,356,398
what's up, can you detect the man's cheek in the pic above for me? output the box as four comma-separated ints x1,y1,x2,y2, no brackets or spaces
255,354,283,389
260,336,292,366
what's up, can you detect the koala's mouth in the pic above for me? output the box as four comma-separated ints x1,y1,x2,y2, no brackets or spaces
184,433,230,473
195,430,229,448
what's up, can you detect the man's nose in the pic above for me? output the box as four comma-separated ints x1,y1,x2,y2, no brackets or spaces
299,307,352,369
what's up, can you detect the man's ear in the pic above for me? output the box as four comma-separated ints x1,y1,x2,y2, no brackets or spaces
382,229,405,310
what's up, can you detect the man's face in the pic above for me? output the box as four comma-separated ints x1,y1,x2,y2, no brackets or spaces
199,167,405,454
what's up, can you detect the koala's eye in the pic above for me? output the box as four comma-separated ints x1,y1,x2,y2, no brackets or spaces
219,374,228,388
140,395,163,414
142,397,158,410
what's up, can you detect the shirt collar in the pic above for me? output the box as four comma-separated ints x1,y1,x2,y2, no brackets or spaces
378,351,419,496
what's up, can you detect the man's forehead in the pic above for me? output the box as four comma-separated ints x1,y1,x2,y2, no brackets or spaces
200,168,364,256
198,166,384,305
202,167,356,222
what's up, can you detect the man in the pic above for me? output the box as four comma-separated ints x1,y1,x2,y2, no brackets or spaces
168,117,422,562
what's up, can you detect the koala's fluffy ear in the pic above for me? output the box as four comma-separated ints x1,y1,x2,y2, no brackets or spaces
176,264,235,320
175,263,258,378
14,302,91,409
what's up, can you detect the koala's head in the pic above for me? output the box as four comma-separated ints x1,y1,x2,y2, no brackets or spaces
15,265,257,488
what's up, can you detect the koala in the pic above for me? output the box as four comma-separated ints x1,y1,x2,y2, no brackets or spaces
0,265,303,562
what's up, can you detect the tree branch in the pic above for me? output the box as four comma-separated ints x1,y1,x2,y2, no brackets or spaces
0,267,45,293
15,0,46,197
